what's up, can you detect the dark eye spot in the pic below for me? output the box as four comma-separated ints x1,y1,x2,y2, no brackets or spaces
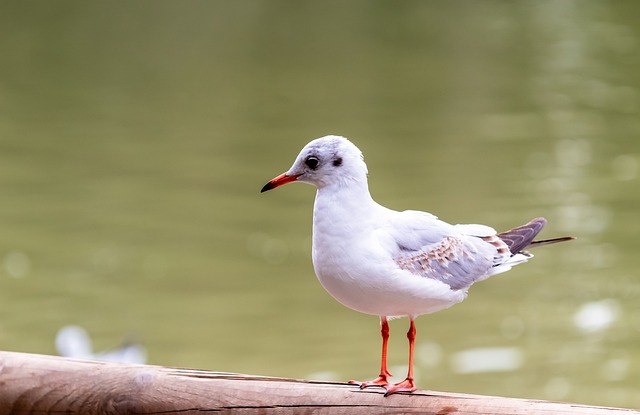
332,157,343,167
305,156,320,170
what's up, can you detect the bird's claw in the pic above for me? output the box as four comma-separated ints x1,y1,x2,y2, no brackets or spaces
348,374,390,389
383,377,416,396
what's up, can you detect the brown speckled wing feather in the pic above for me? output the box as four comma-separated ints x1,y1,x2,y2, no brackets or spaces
394,236,495,290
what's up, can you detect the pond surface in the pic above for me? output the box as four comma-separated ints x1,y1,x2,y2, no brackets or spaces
0,1,639,408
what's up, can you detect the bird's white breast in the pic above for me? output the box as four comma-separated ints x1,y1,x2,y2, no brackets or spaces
310,186,465,318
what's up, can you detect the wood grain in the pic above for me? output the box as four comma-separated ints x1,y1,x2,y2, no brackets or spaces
0,351,637,414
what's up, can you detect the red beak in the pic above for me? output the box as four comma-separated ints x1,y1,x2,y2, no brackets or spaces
261,172,301,193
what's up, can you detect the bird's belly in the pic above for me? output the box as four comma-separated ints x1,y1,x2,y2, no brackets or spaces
313,256,465,318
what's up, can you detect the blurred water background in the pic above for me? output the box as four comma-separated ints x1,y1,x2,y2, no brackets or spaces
1,0,639,408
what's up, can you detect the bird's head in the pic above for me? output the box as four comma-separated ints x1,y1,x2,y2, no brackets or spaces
261,135,368,192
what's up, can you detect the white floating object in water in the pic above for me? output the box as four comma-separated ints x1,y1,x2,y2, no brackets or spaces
573,299,620,333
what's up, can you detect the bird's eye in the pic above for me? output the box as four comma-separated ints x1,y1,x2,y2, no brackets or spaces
305,156,320,170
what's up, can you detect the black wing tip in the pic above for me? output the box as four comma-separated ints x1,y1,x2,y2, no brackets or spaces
497,217,548,254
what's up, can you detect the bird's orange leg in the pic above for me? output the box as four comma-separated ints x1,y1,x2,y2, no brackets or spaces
384,318,417,396
349,316,392,389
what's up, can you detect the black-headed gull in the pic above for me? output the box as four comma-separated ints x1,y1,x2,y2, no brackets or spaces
55,325,147,364
261,135,574,396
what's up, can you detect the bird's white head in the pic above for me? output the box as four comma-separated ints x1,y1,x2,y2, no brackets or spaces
261,135,368,192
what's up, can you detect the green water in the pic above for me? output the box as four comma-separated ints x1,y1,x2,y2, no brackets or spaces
1,1,639,408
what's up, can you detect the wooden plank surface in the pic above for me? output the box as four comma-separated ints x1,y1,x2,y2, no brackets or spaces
0,351,637,414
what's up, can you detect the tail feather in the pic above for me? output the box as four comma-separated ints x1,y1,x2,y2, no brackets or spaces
529,236,576,248
498,217,574,254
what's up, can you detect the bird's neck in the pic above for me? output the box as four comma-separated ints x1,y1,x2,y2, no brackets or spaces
312,179,380,235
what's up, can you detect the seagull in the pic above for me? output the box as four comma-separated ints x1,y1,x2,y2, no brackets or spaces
261,135,574,396
55,325,148,364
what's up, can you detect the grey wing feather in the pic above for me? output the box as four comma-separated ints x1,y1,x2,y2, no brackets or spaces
388,211,497,290
394,236,496,290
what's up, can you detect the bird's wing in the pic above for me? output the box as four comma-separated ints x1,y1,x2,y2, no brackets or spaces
385,210,504,290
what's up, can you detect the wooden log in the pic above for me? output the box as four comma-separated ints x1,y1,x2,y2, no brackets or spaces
0,350,637,415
